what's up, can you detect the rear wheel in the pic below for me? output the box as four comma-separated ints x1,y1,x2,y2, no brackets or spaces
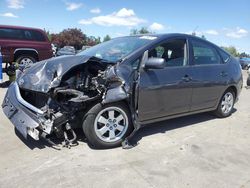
82,102,133,149
16,55,36,68
214,89,235,118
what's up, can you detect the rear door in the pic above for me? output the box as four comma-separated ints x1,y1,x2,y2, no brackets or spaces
189,39,229,111
137,38,193,121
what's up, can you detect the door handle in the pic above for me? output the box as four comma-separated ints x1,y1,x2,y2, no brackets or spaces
220,71,228,77
182,75,192,82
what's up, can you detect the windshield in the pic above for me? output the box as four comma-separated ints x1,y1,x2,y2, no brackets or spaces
78,36,157,62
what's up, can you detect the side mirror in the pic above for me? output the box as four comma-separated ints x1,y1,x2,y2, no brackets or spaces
144,57,165,69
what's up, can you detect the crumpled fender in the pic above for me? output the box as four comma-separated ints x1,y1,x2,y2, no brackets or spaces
101,66,129,104
102,86,128,104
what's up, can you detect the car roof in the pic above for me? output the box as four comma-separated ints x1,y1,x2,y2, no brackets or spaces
118,33,222,50
0,25,44,32
117,33,214,45
118,33,197,39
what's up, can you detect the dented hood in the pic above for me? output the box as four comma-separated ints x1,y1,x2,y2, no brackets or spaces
17,55,91,93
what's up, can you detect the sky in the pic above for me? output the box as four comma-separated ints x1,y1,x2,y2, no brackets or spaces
0,0,249,53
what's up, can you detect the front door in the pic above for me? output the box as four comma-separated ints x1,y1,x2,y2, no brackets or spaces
137,38,193,122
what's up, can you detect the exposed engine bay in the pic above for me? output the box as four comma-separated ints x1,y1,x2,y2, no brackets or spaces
17,58,126,148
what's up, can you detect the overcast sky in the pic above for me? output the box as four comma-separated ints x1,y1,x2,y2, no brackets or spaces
0,0,249,53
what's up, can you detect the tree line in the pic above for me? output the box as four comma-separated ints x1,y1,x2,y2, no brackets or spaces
46,28,249,57
46,28,111,50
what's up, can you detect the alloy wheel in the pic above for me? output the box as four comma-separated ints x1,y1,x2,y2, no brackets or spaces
94,107,128,143
221,92,234,114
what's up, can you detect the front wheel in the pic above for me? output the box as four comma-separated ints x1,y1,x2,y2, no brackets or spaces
82,102,133,149
214,90,235,118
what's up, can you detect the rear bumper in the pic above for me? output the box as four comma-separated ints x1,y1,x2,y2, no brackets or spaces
2,82,44,140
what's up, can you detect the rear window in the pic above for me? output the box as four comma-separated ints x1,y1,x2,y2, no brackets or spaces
0,28,46,41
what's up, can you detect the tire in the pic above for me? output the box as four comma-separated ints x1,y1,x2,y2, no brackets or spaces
82,102,133,149
214,89,235,118
16,55,36,68
247,76,250,86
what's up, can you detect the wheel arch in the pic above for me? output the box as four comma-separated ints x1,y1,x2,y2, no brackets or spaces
226,85,237,98
14,48,39,61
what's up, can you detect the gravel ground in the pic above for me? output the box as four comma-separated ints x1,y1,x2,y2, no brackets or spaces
0,71,249,188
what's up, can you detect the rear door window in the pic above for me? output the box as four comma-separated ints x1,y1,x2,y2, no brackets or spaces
192,40,221,65
0,28,46,41
24,30,46,41
30,30,46,41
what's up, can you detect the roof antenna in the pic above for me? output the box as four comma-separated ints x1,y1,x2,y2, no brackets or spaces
192,26,199,36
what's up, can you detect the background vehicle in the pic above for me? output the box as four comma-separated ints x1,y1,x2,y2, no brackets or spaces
239,57,250,70
0,25,53,67
2,34,243,149
76,45,91,54
51,43,57,57
56,46,76,56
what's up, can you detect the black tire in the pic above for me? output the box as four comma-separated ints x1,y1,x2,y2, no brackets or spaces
16,55,36,68
247,76,250,86
82,102,133,149
214,89,235,118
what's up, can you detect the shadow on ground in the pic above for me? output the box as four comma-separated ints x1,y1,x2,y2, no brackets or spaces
0,81,11,88
14,109,237,150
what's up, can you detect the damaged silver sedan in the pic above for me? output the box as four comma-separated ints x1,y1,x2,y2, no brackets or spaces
2,34,243,149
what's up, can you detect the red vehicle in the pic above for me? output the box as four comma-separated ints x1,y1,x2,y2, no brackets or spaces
0,25,53,67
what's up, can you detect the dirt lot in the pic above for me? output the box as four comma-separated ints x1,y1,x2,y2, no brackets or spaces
0,71,249,188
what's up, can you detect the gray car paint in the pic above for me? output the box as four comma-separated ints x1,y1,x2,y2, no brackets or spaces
2,33,243,143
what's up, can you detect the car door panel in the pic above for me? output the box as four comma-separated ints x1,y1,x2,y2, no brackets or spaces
189,39,229,111
138,66,193,121
190,64,228,111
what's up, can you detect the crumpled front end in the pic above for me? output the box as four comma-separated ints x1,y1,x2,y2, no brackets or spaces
2,56,130,147
17,55,92,93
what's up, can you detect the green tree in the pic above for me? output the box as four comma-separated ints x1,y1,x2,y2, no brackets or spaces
103,35,111,42
222,46,240,57
95,36,101,44
85,36,101,46
239,52,250,58
44,29,52,41
130,27,151,35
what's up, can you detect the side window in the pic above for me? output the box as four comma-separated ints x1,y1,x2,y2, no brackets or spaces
24,30,33,40
218,48,230,63
192,40,220,65
31,31,46,41
148,39,187,67
24,30,46,41
155,46,164,57
0,28,25,40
